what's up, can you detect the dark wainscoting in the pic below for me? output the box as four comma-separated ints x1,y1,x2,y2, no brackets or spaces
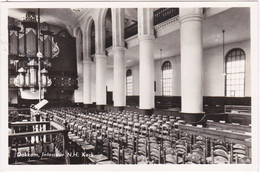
74,103,84,107
203,96,251,114
154,109,180,117
126,96,139,108
155,96,181,109
203,96,251,106
126,96,251,114
107,91,113,105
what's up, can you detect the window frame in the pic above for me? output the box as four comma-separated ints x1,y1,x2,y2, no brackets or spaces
161,60,173,96
224,48,246,97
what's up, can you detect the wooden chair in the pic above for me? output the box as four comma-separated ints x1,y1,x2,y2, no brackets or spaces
163,147,177,164
140,124,148,137
88,138,110,164
175,140,188,164
206,140,231,164
122,146,135,164
231,143,251,164
135,136,148,164
148,141,162,164
110,142,121,164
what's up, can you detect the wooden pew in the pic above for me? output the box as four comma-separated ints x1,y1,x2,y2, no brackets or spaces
178,124,251,158
178,124,251,144
206,120,251,133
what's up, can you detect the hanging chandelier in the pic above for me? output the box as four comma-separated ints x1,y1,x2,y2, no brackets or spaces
9,9,56,100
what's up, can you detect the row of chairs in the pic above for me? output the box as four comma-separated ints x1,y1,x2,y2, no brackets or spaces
41,107,251,164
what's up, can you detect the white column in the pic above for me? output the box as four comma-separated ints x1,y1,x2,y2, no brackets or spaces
82,25,92,105
95,9,107,107
74,31,83,103
83,59,92,104
95,54,107,105
138,8,155,110
180,8,203,113
91,62,96,103
112,8,126,107
113,47,126,106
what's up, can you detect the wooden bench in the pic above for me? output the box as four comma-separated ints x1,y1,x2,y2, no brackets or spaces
206,120,251,133
178,124,251,158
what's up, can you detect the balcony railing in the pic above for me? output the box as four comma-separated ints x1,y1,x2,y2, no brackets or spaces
124,23,138,39
154,8,179,26
104,8,179,48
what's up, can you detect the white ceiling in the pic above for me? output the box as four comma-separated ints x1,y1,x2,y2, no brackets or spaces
8,8,88,29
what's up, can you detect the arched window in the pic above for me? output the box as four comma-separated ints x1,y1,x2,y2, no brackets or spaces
225,48,246,97
90,20,95,56
126,69,133,96
162,61,172,96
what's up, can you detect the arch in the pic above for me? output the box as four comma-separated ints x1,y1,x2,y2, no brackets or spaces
225,48,246,97
95,8,113,55
88,19,95,56
105,8,112,48
161,60,172,70
82,17,95,60
126,69,132,77
161,60,173,96
75,27,83,61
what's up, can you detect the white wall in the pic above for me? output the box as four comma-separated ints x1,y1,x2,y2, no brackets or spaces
119,39,251,97
203,40,251,96
74,82,83,103
126,64,140,95
86,40,251,99
106,68,114,92
154,56,181,96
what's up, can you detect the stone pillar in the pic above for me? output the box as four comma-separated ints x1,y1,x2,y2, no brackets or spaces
179,8,204,123
82,27,92,107
138,8,155,114
95,54,107,108
74,30,83,103
95,9,108,110
112,8,126,111
83,59,92,105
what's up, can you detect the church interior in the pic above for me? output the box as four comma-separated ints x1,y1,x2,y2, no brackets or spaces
6,7,253,165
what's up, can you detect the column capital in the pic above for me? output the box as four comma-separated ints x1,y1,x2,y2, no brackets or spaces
95,54,107,60
179,8,203,24
83,59,92,64
138,35,155,41
113,46,126,52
